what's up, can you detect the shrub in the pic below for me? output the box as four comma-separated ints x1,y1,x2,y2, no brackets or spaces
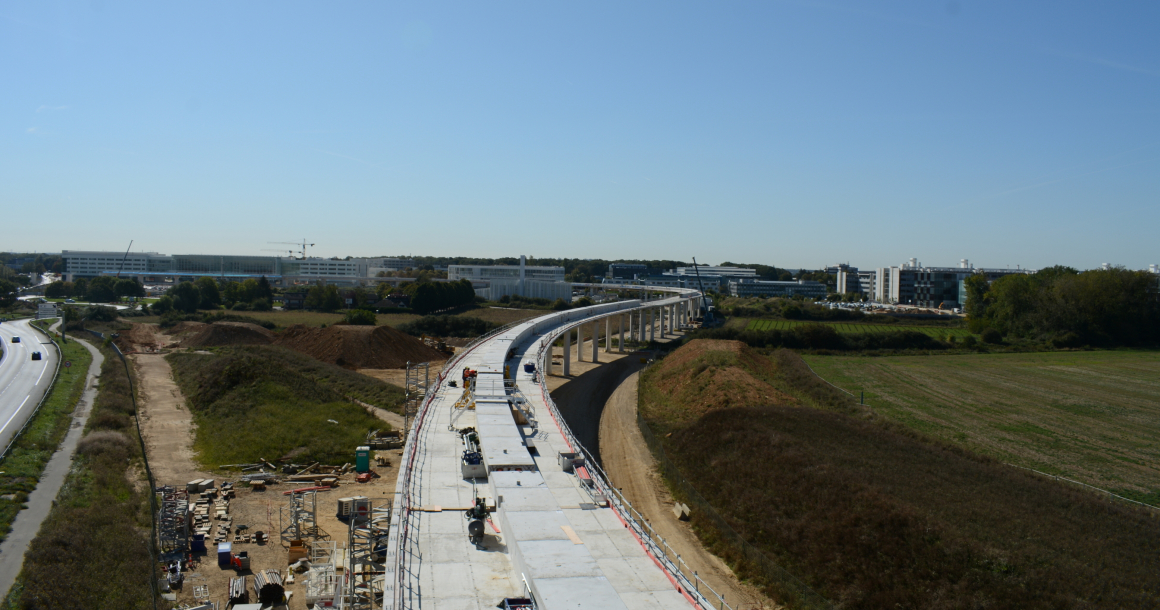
343,309,377,326
76,430,133,458
981,327,1003,344
397,315,497,338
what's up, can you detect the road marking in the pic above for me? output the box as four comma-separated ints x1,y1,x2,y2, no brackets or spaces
0,396,31,435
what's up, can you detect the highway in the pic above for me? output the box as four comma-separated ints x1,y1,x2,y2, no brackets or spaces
383,286,725,610
0,319,60,455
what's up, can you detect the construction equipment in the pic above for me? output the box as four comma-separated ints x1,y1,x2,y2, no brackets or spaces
464,497,491,549
268,239,315,260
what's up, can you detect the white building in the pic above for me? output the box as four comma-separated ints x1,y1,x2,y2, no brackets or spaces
448,256,571,301
728,278,827,299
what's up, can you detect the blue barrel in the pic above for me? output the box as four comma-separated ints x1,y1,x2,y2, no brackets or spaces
523,362,536,373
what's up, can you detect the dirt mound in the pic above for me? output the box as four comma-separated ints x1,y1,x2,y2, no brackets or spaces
167,321,207,338
275,324,445,369
180,322,274,348
645,339,796,425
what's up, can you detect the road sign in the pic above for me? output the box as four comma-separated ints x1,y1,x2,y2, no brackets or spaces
64,361,71,368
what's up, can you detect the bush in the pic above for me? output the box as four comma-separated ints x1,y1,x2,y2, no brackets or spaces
397,315,497,338
343,309,377,326
1051,331,1083,348
250,297,272,311
981,328,1004,344
76,430,134,458
231,301,252,311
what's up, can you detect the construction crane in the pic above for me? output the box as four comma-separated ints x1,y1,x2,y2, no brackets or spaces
115,240,134,278
269,240,315,260
261,249,295,257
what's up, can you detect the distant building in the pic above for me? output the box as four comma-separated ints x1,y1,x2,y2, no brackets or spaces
60,250,409,287
872,258,1035,307
728,278,827,299
674,265,757,280
448,256,571,301
606,263,649,280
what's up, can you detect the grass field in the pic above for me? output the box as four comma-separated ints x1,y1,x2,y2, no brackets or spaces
745,318,974,338
640,341,1160,608
803,350,1160,504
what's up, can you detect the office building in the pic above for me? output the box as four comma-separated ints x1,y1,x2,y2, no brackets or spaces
872,258,1035,307
728,278,827,299
448,256,571,301
606,263,649,280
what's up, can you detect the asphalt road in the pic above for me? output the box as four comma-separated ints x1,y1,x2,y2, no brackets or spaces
0,319,60,454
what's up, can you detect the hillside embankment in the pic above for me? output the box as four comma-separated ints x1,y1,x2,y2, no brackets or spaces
167,345,405,466
640,339,1160,609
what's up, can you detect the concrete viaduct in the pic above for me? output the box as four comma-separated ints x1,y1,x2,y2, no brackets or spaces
381,285,732,610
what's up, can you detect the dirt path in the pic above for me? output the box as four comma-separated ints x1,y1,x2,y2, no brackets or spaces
131,354,210,484
600,369,777,610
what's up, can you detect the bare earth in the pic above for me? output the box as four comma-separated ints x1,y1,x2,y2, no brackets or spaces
133,354,212,484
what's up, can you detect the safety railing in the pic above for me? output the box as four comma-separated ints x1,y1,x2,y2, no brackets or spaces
531,311,731,610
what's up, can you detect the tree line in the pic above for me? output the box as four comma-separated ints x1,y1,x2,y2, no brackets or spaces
964,266,1160,346
155,276,274,314
46,276,145,302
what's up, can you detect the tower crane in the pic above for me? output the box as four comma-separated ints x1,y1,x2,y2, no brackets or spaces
268,240,315,260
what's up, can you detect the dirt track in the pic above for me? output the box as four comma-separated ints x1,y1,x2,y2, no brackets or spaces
133,354,211,484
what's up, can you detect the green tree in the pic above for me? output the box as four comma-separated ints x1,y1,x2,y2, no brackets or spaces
86,276,118,303
114,278,144,299
305,284,342,312
170,282,201,313
962,274,991,333
152,295,174,314
0,279,16,308
255,276,273,302
194,277,221,309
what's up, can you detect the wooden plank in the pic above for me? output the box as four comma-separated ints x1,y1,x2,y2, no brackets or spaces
560,525,583,544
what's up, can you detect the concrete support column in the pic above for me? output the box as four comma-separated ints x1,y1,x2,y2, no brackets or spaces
649,308,656,343
660,305,667,338
605,317,611,353
592,321,599,362
563,330,571,376
577,326,584,361
619,315,625,353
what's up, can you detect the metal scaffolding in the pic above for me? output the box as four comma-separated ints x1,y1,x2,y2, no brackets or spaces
158,485,189,552
346,501,393,610
403,361,431,438
279,490,320,544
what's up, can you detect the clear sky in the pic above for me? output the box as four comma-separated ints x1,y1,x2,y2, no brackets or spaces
3,1,1157,271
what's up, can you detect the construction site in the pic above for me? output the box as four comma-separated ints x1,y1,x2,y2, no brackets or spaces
105,319,443,610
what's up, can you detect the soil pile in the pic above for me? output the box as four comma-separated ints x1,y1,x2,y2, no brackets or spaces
114,323,169,353
181,322,274,348
167,321,207,338
276,324,445,369
644,339,796,426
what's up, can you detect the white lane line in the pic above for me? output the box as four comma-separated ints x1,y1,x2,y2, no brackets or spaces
0,396,31,435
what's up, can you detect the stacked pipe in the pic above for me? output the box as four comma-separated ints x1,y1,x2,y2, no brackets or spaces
253,569,285,605
228,576,248,605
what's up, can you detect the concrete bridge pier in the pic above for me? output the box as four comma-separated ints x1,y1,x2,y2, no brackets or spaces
592,320,599,362
563,328,571,375
618,315,625,353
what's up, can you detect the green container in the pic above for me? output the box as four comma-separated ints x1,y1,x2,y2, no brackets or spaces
355,446,371,473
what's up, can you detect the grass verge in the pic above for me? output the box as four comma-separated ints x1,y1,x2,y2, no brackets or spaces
168,345,404,466
0,326,91,542
5,342,155,610
640,339,1160,609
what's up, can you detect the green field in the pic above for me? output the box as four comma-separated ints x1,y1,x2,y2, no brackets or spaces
804,350,1160,504
745,318,974,338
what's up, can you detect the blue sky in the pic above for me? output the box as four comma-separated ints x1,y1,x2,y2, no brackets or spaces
3,1,1157,270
